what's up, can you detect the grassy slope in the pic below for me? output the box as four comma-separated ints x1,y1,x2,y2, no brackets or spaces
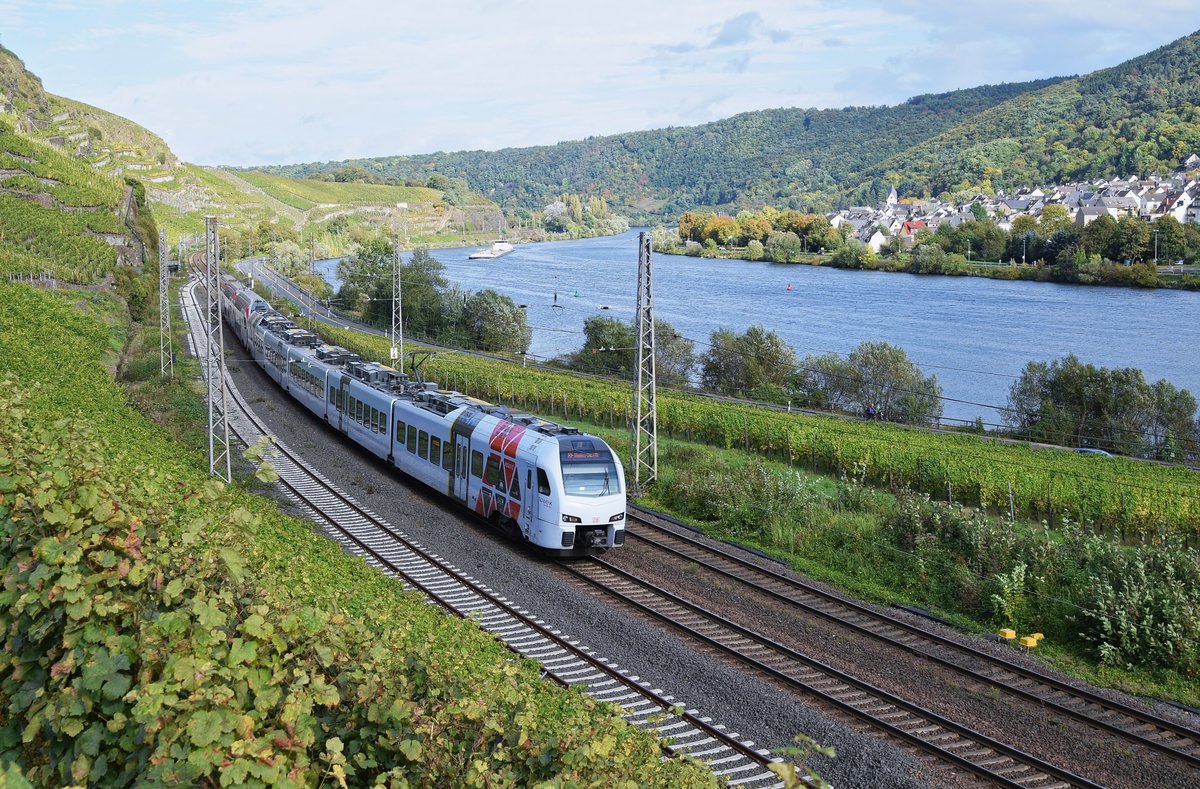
0,279,717,784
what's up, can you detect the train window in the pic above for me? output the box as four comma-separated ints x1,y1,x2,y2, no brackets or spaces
560,455,620,498
396,420,405,441
418,431,429,460
429,436,441,466
406,425,417,454
484,456,501,487
373,408,382,432
527,470,532,489
471,451,483,478
537,468,551,496
442,444,454,471
508,465,520,501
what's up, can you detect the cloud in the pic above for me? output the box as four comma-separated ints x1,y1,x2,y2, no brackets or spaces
711,12,766,47
8,0,1200,166
668,10,793,52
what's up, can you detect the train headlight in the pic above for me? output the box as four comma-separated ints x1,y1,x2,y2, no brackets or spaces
609,512,625,522
561,514,581,523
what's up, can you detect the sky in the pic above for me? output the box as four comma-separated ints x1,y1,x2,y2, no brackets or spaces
3,1,1200,167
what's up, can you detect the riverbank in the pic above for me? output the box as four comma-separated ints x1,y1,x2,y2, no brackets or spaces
656,243,1200,290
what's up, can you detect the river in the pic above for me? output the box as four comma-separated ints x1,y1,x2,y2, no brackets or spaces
315,229,1200,426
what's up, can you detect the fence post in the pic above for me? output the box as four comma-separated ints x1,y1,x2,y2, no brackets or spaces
1047,475,1054,526
947,480,953,506
1008,481,1015,521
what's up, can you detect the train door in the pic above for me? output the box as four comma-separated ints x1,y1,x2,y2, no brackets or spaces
336,378,349,434
521,463,534,538
453,435,470,502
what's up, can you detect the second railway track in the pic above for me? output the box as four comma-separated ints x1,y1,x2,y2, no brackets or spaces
620,511,1200,771
559,557,1098,788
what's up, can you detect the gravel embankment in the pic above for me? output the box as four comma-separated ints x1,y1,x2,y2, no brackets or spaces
225,355,933,788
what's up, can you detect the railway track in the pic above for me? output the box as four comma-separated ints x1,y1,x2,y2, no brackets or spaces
179,280,788,788
559,557,1100,788
622,510,1200,773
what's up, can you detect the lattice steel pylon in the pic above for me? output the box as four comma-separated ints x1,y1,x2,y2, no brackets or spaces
391,239,404,371
158,229,173,379
630,231,657,493
204,217,232,482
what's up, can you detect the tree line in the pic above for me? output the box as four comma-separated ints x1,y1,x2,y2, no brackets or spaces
334,239,531,354
665,206,1200,287
559,317,944,425
558,317,1200,459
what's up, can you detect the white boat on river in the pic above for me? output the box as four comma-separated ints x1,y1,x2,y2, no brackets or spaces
468,240,514,260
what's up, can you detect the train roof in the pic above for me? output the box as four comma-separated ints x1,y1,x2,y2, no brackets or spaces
240,282,586,439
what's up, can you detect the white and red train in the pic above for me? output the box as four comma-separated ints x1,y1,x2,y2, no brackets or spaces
219,275,626,554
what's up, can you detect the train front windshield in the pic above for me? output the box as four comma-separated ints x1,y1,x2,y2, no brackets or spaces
560,446,621,497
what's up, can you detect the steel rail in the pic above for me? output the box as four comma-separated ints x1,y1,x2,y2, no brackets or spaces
562,558,1101,789
625,509,1200,770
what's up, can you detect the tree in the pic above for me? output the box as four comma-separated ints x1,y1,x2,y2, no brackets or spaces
737,215,772,246
764,231,802,263
1010,214,1039,238
460,290,530,353
1004,354,1199,456
969,202,988,221
1114,215,1150,262
337,237,394,294
1038,204,1072,236
793,342,942,425
654,319,695,387
1153,215,1186,262
1146,380,1199,460
365,247,450,337
700,325,796,399
702,214,739,246
565,316,634,377
829,239,877,269
745,239,765,261
1080,214,1118,259
336,237,394,315
678,211,703,243
956,219,1008,261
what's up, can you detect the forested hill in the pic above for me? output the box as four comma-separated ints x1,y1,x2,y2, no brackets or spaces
869,30,1200,198
258,30,1200,219
255,78,1064,218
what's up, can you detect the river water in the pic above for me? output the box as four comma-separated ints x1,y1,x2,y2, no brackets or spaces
315,229,1200,426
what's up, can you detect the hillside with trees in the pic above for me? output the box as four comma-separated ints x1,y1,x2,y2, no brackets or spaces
257,30,1200,220
865,30,1200,201
255,79,1065,218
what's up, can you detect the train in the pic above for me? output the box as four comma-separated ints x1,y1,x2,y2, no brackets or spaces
217,274,627,554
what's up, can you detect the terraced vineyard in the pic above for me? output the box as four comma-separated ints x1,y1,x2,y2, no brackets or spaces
234,169,441,211
0,118,129,283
